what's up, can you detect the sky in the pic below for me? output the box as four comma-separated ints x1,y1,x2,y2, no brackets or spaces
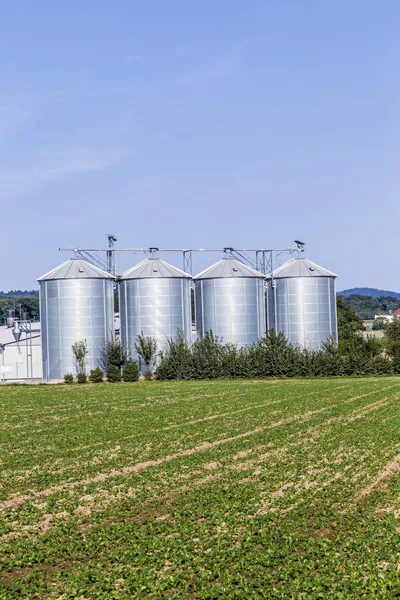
1,1,399,291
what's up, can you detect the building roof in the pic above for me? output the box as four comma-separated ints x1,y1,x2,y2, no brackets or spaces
120,258,191,280
268,257,336,279
38,258,115,281
194,257,265,280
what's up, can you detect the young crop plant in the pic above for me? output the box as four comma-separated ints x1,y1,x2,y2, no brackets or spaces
3,377,400,598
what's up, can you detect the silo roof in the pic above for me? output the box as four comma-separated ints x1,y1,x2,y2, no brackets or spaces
38,258,115,281
120,258,191,280
268,257,336,279
194,257,265,280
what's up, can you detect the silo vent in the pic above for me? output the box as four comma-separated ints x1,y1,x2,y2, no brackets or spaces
232,267,238,272
78,268,84,273
153,268,158,273
309,267,315,272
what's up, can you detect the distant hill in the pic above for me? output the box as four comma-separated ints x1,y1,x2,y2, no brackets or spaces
338,287,400,300
339,293,400,320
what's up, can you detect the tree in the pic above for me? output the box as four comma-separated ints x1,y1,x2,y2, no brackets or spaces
0,297,40,325
336,296,364,352
384,320,400,371
71,340,88,374
99,335,128,373
372,318,387,331
135,333,157,379
339,294,400,320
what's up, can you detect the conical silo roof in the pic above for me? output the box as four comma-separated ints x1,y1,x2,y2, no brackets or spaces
120,258,191,280
194,257,265,280
268,257,336,279
38,258,115,281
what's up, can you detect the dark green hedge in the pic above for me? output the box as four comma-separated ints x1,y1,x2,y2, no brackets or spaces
155,331,394,380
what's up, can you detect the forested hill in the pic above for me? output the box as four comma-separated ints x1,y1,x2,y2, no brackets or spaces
339,287,400,299
340,294,400,320
0,290,39,297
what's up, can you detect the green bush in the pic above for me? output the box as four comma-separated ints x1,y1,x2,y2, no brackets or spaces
155,329,395,381
71,340,88,373
154,299,400,381
89,367,104,383
107,365,121,383
64,373,74,384
77,371,87,384
122,361,140,382
135,332,157,379
99,336,127,372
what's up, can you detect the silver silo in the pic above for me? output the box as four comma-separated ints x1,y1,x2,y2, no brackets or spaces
266,257,337,350
119,258,192,360
38,258,115,380
194,257,266,347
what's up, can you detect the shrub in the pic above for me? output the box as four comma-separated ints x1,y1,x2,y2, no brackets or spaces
155,327,395,381
89,367,104,383
64,373,74,384
99,336,128,372
107,364,121,383
77,371,87,384
71,340,88,374
123,361,140,382
135,332,157,379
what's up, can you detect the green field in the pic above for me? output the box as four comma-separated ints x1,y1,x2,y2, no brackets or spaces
2,378,400,598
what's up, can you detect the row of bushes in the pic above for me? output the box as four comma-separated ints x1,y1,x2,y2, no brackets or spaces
64,301,400,382
154,330,395,380
64,361,140,384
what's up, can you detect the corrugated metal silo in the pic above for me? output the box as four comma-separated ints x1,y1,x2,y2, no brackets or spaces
266,257,337,349
38,259,115,380
194,257,266,346
119,258,192,360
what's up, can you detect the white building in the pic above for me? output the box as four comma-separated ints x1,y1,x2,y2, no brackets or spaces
374,314,393,322
0,322,42,381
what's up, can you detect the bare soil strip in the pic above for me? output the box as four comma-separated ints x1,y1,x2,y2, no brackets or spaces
155,398,287,432
356,449,400,499
0,407,330,513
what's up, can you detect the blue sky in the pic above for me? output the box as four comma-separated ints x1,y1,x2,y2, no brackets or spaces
1,1,398,290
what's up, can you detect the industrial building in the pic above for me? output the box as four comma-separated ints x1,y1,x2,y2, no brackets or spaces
0,246,338,381
0,319,42,381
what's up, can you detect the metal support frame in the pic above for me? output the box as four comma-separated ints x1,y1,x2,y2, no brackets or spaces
12,318,33,381
59,242,305,277
183,250,193,275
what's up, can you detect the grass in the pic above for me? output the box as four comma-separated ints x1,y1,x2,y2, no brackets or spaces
1,377,400,598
